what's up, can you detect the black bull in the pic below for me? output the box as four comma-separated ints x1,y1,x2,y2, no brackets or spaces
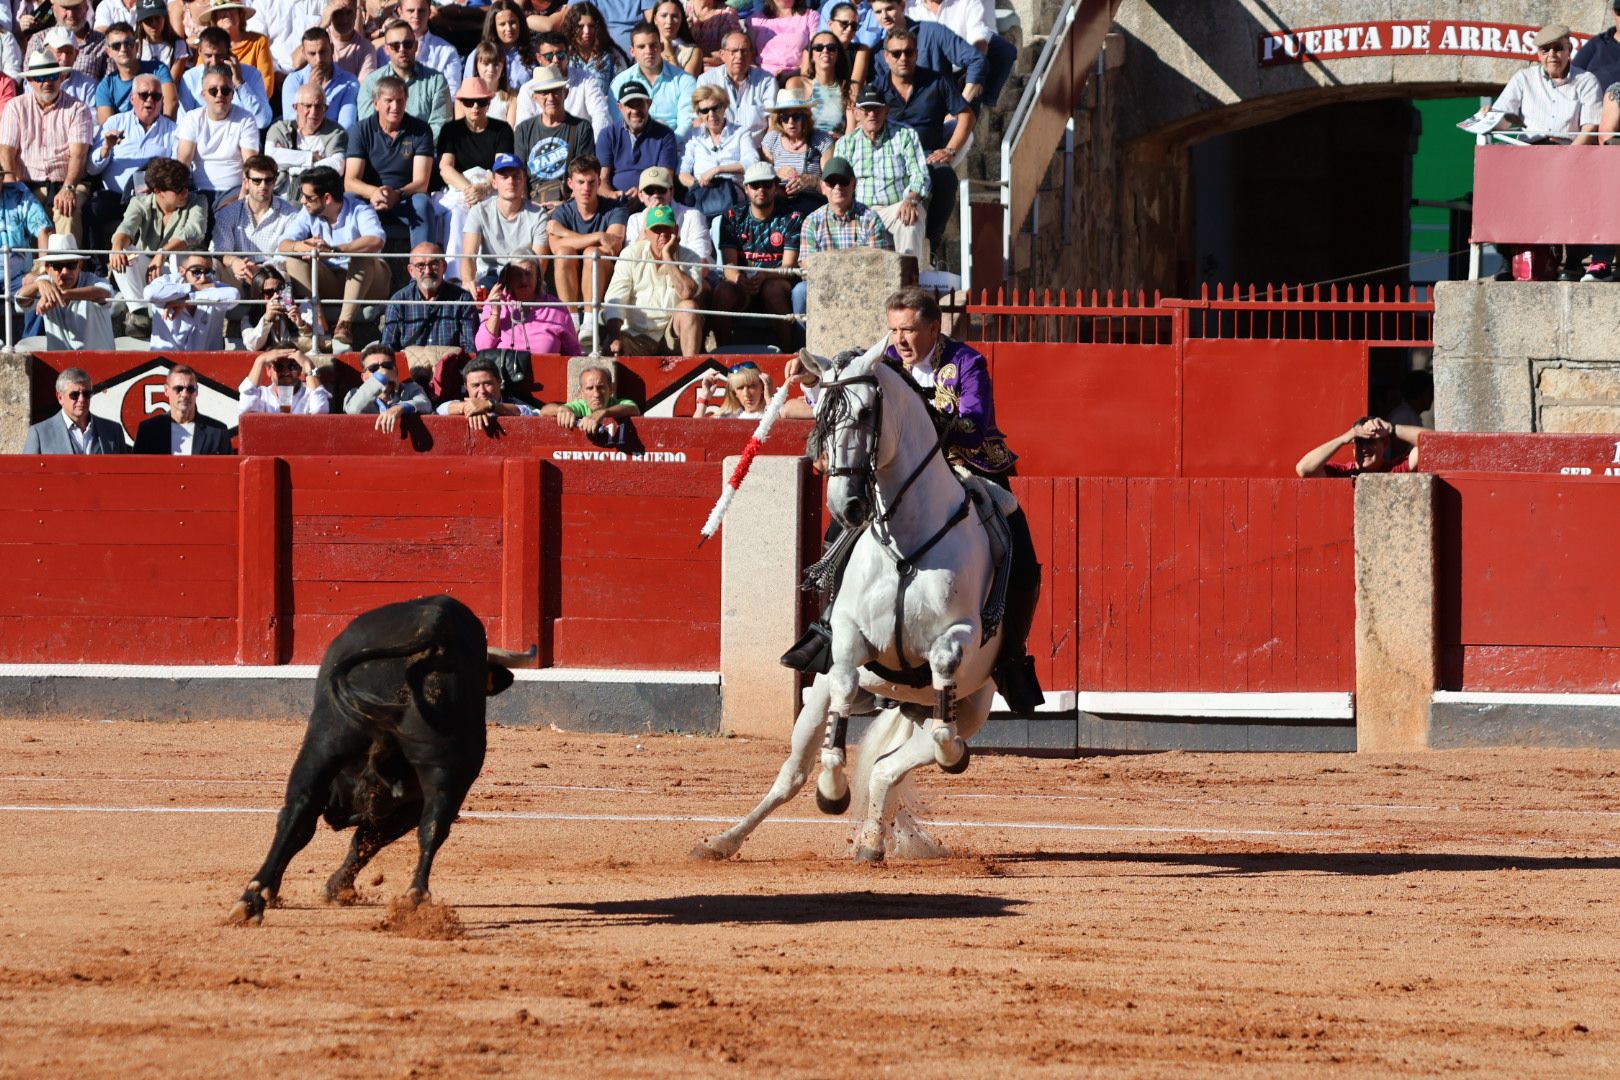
229,595,535,925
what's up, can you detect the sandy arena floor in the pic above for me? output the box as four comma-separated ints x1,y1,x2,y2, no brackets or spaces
3,718,1620,1077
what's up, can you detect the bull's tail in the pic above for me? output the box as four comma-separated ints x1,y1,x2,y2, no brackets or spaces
327,623,453,726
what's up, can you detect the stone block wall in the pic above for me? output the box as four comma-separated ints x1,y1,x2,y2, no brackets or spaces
1432,281,1620,433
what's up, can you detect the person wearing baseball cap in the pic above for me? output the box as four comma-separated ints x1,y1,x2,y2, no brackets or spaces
624,165,712,261
459,152,550,288
41,27,97,106
827,80,928,261
602,201,706,356
597,77,679,207
514,64,594,203
711,159,801,352
790,154,892,315
45,0,105,83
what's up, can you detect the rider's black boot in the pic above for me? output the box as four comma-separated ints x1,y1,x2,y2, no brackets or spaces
992,507,1044,716
780,619,834,673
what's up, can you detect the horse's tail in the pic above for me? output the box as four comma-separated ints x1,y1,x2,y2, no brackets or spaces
849,705,916,824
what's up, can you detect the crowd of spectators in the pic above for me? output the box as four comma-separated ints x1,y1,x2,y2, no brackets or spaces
0,0,1011,354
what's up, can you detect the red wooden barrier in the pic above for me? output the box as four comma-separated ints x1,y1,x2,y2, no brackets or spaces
1436,473,1620,692
1421,432,1620,476
986,339,1367,478
238,414,813,462
1074,477,1355,693
0,456,241,663
0,455,723,670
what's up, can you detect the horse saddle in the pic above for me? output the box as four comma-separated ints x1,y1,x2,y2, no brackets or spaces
956,470,1016,645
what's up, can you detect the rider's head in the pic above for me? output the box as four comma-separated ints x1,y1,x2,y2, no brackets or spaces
885,286,942,368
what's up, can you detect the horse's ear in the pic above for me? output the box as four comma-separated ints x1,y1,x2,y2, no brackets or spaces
797,348,826,379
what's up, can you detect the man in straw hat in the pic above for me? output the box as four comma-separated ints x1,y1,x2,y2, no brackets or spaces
16,233,115,350
514,64,594,204
0,50,95,238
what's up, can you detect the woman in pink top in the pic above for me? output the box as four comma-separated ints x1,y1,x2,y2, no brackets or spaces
747,0,819,77
475,259,581,355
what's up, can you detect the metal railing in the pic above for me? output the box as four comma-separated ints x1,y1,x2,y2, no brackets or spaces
2,244,805,355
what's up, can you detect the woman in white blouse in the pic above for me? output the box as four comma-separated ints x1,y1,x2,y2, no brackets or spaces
679,82,759,217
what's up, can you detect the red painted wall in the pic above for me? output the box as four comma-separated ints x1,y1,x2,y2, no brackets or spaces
1071,477,1355,692
985,339,1367,478
1437,473,1620,692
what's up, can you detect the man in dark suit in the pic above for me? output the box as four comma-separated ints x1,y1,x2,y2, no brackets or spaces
132,365,233,455
23,367,128,454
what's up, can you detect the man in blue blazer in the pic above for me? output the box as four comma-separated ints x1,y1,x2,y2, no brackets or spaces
23,368,128,454
132,365,233,455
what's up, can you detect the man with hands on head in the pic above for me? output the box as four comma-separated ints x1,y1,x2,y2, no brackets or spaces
1295,416,1422,478
601,201,704,356
544,363,640,435
344,341,432,432
435,356,538,431
238,347,331,415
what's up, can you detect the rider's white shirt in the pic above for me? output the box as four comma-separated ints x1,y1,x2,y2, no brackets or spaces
905,343,941,388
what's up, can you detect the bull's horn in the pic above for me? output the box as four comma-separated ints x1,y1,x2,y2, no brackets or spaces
487,645,539,668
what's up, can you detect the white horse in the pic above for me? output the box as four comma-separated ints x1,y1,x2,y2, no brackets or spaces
694,339,1007,863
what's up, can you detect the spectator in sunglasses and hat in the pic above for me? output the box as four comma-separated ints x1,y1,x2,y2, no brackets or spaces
344,341,433,432
0,50,95,239
16,232,114,349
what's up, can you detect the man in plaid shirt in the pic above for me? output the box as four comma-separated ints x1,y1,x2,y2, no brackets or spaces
830,83,929,261
379,243,479,352
793,154,893,314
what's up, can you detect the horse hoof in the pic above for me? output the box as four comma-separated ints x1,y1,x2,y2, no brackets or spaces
815,788,851,815
937,739,971,775
854,845,885,864
689,840,729,861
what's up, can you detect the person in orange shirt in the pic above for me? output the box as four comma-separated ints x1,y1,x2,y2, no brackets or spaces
199,0,274,94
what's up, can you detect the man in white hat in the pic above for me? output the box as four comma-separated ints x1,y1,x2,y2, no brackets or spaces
50,0,107,80
514,65,594,203
15,234,115,350
524,34,612,138
0,51,95,238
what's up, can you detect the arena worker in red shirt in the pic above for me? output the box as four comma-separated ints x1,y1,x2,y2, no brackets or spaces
1295,415,1422,478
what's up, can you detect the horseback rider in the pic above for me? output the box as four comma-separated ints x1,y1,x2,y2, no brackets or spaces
780,285,1045,715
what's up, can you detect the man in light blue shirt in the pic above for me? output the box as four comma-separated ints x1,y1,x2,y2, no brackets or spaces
179,27,273,128
276,164,389,350
610,22,695,135
280,28,361,132
86,72,176,266
360,21,452,137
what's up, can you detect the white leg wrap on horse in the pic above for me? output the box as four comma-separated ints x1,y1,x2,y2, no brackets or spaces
932,682,965,768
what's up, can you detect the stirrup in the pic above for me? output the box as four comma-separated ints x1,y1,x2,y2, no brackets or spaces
993,654,1044,716
779,622,833,674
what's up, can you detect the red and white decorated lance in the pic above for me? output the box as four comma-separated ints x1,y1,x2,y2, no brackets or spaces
698,379,795,544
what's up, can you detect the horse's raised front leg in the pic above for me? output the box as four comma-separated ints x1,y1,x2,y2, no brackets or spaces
691,677,832,860
927,623,974,773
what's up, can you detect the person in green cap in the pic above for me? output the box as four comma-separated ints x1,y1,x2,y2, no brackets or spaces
600,200,706,355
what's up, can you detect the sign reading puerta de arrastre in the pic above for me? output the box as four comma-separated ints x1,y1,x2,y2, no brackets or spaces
1258,21,1589,66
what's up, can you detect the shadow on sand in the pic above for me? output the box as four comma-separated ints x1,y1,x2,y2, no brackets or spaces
999,849,1620,877
534,890,1028,927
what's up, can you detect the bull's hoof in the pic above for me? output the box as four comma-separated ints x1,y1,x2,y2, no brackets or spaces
401,887,430,908
815,788,851,815
853,845,885,864
226,883,273,926
327,885,360,906
937,740,971,775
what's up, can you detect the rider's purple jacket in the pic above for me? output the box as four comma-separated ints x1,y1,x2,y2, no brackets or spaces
884,335,1017,476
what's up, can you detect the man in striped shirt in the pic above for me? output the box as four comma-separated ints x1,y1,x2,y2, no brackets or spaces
829,83,928,261
793,154,892,314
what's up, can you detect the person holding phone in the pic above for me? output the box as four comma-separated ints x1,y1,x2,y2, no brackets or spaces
476,255,580,355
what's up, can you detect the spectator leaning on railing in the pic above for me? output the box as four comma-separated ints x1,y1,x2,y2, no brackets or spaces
344,341,433,432
142,250,239,349
1477,24,1601,281
436,355,540,430
543,363,640,435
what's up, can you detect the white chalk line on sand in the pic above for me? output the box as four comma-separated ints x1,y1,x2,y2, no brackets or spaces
0,802,1341,839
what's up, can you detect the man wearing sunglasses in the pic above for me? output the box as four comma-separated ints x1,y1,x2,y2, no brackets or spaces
179,27,273,128
713,161,801,352
16,234,115,348
343,342,432,432
792,153,890,314
866,0,983,104
88,72,176,206
828,83,927,260
382,242,477,351
610,20,694,134
371,0,464,95
93,21,177,123
238,347,331,415
360,18,452,138
0,51,95,239
871,27,971,272
175,63,261,213
24,366,127,454
142,252,239,349
526,33,613,139
132,365,231,455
